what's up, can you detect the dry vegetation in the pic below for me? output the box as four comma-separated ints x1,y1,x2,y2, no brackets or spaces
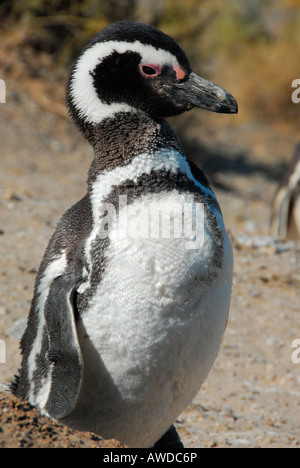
2,0,300,124
0,0,300,448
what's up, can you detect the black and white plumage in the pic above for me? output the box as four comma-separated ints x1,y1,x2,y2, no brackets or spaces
12,21,238,448
271,142,300,240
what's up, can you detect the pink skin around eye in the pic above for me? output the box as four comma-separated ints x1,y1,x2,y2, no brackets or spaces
173,66,186,80
139,63,186,80
139,64,162,77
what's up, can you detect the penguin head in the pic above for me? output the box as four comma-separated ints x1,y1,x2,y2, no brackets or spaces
67,20,237,134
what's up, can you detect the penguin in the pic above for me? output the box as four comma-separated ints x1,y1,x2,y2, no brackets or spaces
270,142,300,240
12,20,238,448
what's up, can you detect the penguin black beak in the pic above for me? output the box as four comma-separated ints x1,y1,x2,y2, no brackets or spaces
168,72,238,114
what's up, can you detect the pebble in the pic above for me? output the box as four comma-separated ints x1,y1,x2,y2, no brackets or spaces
8,318,27,340
234,234,297,253
234,438,251,445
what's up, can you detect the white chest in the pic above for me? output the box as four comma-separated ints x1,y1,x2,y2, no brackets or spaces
66,189,233,447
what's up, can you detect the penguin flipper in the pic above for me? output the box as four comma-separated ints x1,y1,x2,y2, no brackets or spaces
42,267,84,420
13,195,92,418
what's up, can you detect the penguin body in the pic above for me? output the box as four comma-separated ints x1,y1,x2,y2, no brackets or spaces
13,21,237,448
271,142,300,240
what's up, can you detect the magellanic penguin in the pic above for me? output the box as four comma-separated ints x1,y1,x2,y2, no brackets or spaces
270,142,300,240
12,21,238,448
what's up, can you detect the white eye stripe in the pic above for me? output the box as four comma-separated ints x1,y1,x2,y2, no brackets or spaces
70,40,180,124
75,40,179,75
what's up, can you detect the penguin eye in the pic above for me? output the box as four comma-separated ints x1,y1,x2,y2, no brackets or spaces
139,64,162,78
142,66,157,76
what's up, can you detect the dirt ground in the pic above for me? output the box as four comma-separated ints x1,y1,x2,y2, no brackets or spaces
0,63,300,448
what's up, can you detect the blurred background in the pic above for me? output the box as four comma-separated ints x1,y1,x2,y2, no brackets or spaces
0,0,300,448
1,0,300,235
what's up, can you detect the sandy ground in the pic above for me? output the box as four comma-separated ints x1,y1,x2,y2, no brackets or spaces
0,71,300,448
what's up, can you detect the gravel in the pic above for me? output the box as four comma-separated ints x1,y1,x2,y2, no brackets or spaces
1,70,300,448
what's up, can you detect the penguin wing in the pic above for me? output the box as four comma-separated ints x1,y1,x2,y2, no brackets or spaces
42,263,84,419
14,195,92,419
